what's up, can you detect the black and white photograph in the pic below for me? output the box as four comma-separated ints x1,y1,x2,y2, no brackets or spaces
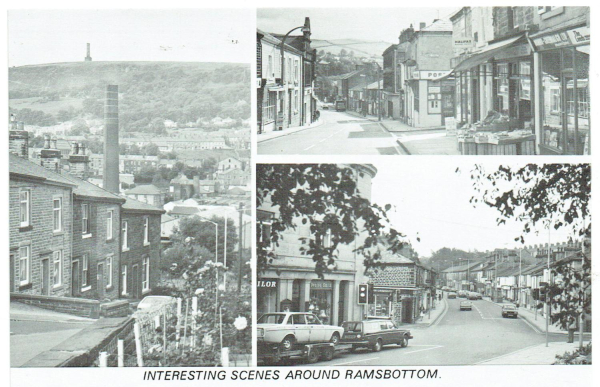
256,7,590,155
256,162,591,366
8,9,252,368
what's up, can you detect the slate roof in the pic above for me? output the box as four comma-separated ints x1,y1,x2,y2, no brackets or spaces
9,154,75,188
125,184,162,195
122,197,165,214
63,174,125,203
338,70,363,80
169,206,200,216
421,19,453,32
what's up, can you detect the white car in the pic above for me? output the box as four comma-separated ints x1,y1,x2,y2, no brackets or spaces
257,312,344,350
136,295,174,312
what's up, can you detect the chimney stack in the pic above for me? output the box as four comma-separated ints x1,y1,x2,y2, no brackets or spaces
85,43,92,62
420,22,426,30
69,142,90,180
9,118,29,158
103,85,120,193
40,135,62,173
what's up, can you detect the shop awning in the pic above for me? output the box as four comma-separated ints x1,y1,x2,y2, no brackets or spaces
454,34,526,72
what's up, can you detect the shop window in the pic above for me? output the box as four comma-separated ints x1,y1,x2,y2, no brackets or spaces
263,91,276,124
368,292,392,317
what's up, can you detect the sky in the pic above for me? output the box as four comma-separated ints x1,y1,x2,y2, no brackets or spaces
257,7,460,43
369,160,578,258
8,9,253,67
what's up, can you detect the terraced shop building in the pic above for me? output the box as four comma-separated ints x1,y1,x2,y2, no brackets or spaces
257,164,376,326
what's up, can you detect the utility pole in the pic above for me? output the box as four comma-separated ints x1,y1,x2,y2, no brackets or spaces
224,213,228,288
546,224,551,347
519,249,522,306
237,202,244,292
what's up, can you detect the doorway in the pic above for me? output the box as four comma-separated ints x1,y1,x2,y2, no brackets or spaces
132,264,140,299
41,259,50,295
401,297,413,324
71,260,80,297
97,263,105,299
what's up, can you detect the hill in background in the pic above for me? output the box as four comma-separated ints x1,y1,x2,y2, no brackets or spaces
312,39,392,58
9,61,250,134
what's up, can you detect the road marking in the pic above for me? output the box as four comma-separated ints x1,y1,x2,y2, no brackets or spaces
472,303,504,319
404,345,443,355
334,357,380,366
304,144,316,150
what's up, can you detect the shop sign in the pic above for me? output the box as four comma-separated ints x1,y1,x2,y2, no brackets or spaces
453,38,473,48
257,279,278,288
310,280,333,289
533,26,590,50
418,70,452,80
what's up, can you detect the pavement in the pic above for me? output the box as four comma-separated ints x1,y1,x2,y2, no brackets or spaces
257,118,324,143
257,109,402,155
10,301,128,367
284,296,571,366
478,341,591,365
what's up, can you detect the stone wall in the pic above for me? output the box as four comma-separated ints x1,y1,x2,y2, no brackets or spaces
11,293,100,319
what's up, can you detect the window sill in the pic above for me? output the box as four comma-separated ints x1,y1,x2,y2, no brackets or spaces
106,285,114,291
53,230,64,236
81,286,92,292
142,288,151,295
82,233,92,239
19,225,32,232
53,284,63,290
19,283,32,291
143,242,150,247
106,238,114,243
122,247,130,252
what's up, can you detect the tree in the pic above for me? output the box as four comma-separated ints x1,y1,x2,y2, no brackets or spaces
257,164,410,277
175,215,239,267
69,119,90,136
468,163,591,337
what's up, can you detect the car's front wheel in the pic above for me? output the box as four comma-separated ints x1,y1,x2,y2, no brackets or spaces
372,339,383,352
280,335,296,351
329,332,341,345
399,336,408,348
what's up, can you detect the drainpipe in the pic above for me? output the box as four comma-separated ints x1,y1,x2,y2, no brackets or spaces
526,32,542,155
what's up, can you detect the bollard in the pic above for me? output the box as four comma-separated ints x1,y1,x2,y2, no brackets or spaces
221,347,230,367
117,339,124,367
134,322,144,367
99,351,108,367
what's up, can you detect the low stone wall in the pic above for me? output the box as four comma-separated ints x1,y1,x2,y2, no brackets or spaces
11,293,100,319
100,300,131,318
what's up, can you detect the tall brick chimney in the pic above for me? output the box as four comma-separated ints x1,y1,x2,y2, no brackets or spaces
85,43,92,62
40,134,62,172
103,85,120,193
9,115,29,158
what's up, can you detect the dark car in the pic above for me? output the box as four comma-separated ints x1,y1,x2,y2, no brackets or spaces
467,292,482,300
447,292,457,299
458,290,468,298
460,301,473,311
502,305,519,318
341,320,412,352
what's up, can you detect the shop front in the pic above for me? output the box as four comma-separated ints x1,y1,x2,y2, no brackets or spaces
532,25,590,155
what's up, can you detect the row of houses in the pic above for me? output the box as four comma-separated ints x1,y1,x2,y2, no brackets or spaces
257,164,438,326
256,17,318,134
441,240,590,330
379,6,590,155
9,121,164,304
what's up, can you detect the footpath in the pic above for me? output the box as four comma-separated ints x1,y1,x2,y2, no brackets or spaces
345,111,459,155
257,119,324,144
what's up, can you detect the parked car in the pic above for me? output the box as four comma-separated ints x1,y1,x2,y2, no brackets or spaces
458,290,468,298
341,320,412,352
460,301,473,311
447,292,457,299
136,295,174,312
501,305,519,318
257,312,344,350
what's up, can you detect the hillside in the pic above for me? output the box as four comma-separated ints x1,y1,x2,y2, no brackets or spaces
9,61,250,133
312,39,392,58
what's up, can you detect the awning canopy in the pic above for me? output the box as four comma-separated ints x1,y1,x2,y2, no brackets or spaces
454,34,526,72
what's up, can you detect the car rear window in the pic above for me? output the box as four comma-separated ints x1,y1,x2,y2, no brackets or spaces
258,314,286,324
343,322,363,332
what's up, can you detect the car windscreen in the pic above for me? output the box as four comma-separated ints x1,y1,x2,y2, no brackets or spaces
258,314,286,324
342,322,362,332
503,306,516,310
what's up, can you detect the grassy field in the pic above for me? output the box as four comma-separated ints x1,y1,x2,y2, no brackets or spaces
9,97,83,115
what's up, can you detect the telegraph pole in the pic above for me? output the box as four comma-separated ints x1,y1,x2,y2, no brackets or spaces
237,202,244,292
546,224,551,347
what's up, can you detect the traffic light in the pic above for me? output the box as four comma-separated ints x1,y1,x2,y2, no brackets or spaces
532,288,540,301
357,284,368,305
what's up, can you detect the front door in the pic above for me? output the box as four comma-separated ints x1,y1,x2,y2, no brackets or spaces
562,72,578,154
97,263,105,299
132,264,140,299
288,90,292,126
41,259,50,295
71,260,80,297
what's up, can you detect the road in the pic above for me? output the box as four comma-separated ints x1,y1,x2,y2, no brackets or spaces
258,110,403,155
288,298,566,366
